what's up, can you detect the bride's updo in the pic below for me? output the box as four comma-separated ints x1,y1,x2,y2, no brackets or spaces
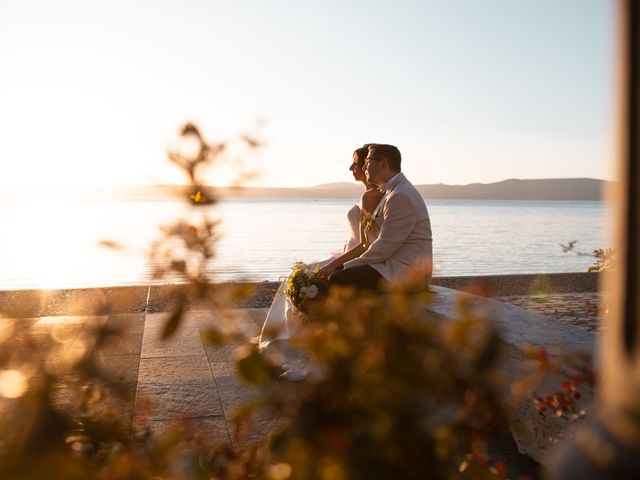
353,143,375,167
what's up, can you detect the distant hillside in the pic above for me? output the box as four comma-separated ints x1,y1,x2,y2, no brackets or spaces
241,178,607,201
219,178,609,200
0,178,611,201
416,178,609,201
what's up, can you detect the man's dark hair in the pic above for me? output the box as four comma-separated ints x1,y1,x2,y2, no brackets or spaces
370,144,401,172
353,143,377,167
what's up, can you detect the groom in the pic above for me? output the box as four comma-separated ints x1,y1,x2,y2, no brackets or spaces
323,144,433,292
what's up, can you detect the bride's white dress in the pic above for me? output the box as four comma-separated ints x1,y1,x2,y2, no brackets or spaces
258,204,362,351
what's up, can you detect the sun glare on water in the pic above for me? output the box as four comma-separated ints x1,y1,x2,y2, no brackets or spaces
5,194,113,290
10,197,74,289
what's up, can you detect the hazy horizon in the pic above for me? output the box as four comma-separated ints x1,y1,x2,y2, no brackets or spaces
0,175,611,190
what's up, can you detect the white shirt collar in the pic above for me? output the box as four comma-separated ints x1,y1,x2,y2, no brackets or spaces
382,173,402,192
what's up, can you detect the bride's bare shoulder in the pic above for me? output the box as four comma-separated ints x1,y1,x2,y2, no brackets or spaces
360,188,383,214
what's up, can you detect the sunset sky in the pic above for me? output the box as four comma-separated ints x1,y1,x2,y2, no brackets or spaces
0,0,616,189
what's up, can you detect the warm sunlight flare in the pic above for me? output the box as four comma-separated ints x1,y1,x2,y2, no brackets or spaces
0,370,27,399
7,198,88,289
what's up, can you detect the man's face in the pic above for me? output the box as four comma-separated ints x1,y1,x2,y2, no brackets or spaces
364,148,384,185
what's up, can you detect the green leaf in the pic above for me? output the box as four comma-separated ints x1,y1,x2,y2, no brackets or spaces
161,301,185,339
201,328,228,344
236,347,273,386
229,399,261,422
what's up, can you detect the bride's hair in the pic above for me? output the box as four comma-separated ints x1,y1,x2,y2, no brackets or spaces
353,143,376,167
353,147,368,167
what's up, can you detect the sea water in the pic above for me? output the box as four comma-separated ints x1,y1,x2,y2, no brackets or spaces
0,197,610,289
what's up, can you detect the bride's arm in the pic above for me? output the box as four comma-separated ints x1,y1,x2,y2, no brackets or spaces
318,190,381,278
317,242,367,278
318,211,371,276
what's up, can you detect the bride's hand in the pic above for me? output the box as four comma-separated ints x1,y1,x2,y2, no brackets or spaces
317,264,338,279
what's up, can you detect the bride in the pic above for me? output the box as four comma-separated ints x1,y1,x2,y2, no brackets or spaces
258,145,383,353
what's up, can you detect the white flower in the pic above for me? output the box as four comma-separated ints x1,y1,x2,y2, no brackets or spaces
306,284,319,299
300,286,308,297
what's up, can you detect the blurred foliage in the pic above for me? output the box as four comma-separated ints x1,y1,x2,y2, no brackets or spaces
243,288,514,479
561,240,613,318
521,346,594,422
0,123,263,479
560,241,616,273
1,123,595,479
588,248,616,273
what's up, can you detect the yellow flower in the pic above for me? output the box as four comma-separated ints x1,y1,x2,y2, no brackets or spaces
190,191,207,204
361,213,379,233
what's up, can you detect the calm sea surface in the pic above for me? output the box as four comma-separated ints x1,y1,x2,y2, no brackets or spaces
0,197,610,290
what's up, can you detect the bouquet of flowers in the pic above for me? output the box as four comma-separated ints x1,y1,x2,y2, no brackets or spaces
284,262,329,314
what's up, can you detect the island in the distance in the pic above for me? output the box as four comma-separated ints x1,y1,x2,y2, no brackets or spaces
115,178,610,201
2,178,611,201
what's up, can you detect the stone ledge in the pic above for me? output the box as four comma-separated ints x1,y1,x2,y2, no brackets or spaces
431,272,599,296
427,286,596,465
0,272,600,318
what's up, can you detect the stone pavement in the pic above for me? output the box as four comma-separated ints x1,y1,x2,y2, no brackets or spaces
11,308,270,448
16,294,601,442
134,308,270,446
495,292,601,332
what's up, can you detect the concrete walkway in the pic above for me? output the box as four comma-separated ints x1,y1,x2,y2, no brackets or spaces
134,308,268,446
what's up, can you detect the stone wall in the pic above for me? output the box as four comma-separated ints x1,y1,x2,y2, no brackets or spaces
0,272,600,318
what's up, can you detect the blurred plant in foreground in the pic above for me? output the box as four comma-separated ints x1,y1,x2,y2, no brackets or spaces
560,241,616,273
144,124,522,478
521,346,594,421
149,122,262,339
236,288,516,479
0,123,264,479
561,240,613,319
2,123,593,479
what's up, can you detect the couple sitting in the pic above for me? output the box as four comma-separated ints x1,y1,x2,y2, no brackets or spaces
259,143,433,351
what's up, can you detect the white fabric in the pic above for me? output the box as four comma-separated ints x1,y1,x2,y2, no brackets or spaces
343,173,432,282
258,204,362,350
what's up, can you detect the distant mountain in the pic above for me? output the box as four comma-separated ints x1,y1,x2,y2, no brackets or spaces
173,178,611,200
255,178,609,201
307,182,357,190
0,178,611,201
415,178,609,201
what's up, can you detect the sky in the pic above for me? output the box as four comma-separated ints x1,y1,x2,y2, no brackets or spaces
0,0,616,188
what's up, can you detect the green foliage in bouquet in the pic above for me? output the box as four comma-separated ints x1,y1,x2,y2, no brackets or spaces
284,262,329,314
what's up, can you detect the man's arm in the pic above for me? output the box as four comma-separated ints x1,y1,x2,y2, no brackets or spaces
343,192,416,268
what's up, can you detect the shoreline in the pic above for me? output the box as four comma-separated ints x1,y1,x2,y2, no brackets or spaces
0,272,599,318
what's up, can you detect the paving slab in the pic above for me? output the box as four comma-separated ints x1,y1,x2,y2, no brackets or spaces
141,313,206,358
141,416,231,449
135,355,223,420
